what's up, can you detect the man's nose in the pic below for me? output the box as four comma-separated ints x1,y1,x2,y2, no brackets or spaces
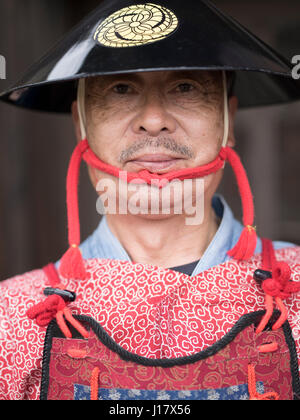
131,90,177,137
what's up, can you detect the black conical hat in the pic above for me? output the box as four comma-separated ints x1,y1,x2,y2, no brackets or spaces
1,0,299,112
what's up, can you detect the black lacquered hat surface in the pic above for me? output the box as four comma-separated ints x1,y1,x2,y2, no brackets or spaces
1,0,299,112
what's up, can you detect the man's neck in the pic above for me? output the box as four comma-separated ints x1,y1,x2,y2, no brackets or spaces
105,203,220,269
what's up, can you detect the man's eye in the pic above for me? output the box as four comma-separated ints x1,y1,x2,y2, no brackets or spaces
175,83,195,93
112,84,131,94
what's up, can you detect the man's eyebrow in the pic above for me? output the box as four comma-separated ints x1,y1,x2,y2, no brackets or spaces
86,74,140,90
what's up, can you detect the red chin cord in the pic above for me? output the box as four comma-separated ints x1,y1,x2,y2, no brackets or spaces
59,139,257,280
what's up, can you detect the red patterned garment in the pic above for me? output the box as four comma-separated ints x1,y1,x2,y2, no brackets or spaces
42,314,298,400
0,246,300,400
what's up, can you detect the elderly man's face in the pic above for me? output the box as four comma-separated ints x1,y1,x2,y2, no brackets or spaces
84,70,232,165
72,70,237,218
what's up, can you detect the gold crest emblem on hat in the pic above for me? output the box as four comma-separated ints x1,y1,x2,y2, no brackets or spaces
94,3,179,48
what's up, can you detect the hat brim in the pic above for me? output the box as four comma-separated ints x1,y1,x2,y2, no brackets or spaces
1,0,300,112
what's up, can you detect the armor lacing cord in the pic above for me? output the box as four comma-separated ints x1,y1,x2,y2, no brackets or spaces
90,367,100,401
58,71,257,280
27,294,89,339
26,263,89,339
248,364,279,400
255,238,300,334
247,339,280,400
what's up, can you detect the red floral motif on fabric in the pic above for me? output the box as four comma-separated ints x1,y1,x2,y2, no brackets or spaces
46,324,293,400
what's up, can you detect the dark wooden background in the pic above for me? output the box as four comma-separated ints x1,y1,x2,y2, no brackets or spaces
0,0,300,280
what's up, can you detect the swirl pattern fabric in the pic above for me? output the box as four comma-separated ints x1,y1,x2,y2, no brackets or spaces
0,246,300,399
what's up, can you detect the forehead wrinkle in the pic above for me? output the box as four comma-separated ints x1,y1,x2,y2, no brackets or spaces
86,70,222,88
165,70,221,82
87,73,144,89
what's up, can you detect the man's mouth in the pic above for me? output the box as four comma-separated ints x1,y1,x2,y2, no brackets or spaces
126,154,185,173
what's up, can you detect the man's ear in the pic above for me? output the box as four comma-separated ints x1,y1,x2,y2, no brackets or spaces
71,101,82,144
227,95,238,148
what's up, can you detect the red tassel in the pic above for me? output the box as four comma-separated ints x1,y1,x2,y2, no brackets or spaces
224,147,257,261
59,245,87,280
227,225,257,260
59,140,89,280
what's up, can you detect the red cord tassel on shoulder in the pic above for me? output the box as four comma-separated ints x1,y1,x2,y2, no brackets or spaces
59,140,89,280
59,244,87,280
224,147,257,260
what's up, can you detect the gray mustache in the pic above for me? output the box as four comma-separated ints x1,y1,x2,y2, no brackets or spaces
119,138,194,162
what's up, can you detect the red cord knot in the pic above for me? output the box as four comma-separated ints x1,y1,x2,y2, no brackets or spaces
262,261,300,300
246,225,256,233
137,170,168,186
27,291,89,339
218,147,227,161
27,295,66,327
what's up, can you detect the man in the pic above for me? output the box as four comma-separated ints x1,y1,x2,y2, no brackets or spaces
1,0,300,401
